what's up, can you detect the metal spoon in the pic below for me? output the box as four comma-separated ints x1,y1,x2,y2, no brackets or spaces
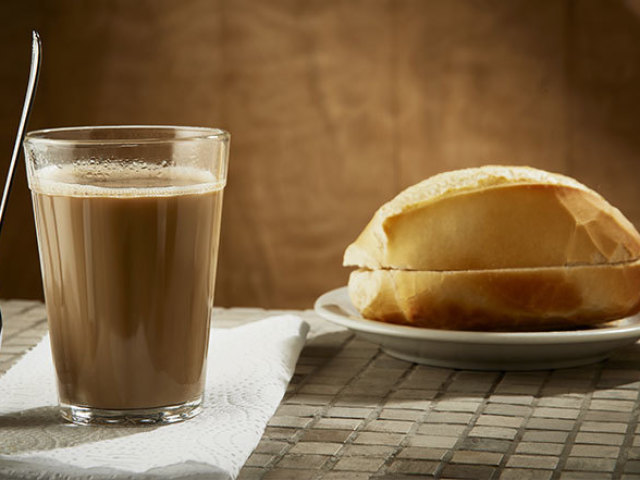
0,31,42,235
0,31,42,346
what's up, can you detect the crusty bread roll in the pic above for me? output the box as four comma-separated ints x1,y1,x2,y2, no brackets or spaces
344,165,640,330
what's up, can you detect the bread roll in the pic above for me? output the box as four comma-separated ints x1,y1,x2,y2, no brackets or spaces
344,165,640,330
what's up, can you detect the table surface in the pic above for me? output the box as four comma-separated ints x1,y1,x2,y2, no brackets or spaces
2,300,640,480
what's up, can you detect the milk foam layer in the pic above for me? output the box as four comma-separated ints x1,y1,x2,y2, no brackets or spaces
31,164,224,198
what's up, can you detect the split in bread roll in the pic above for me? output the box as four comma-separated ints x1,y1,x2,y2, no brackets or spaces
344,165,640,330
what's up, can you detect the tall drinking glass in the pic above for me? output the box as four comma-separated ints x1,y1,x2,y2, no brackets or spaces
23,126,230,425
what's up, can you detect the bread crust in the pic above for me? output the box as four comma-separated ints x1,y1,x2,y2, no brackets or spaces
345,166,640,330
349,260,640,331
344,168,640,270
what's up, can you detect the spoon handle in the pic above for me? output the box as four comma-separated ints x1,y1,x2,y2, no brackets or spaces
0,31,42,235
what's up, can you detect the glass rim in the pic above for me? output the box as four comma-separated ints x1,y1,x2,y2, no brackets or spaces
24,125,230,147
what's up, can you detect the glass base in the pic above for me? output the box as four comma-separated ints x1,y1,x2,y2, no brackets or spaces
60,397,202,426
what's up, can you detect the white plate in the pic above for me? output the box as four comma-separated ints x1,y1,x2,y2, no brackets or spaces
314,287,640,371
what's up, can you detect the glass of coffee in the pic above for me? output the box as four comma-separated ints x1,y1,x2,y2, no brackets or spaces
23,126,230,425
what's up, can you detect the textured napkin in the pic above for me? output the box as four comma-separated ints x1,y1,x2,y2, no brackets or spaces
0,315,309,479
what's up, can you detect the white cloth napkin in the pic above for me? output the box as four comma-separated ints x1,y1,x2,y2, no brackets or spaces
0,315,309,479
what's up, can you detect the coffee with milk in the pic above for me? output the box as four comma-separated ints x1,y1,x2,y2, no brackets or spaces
31,163,223,409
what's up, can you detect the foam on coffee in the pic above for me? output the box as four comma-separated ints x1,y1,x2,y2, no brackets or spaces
31,163,224,197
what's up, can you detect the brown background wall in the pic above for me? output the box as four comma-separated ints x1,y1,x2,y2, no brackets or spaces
1,0,640,308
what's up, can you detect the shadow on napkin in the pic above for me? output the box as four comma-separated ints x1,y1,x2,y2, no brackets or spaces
0,407,157,455
0,457,231,480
